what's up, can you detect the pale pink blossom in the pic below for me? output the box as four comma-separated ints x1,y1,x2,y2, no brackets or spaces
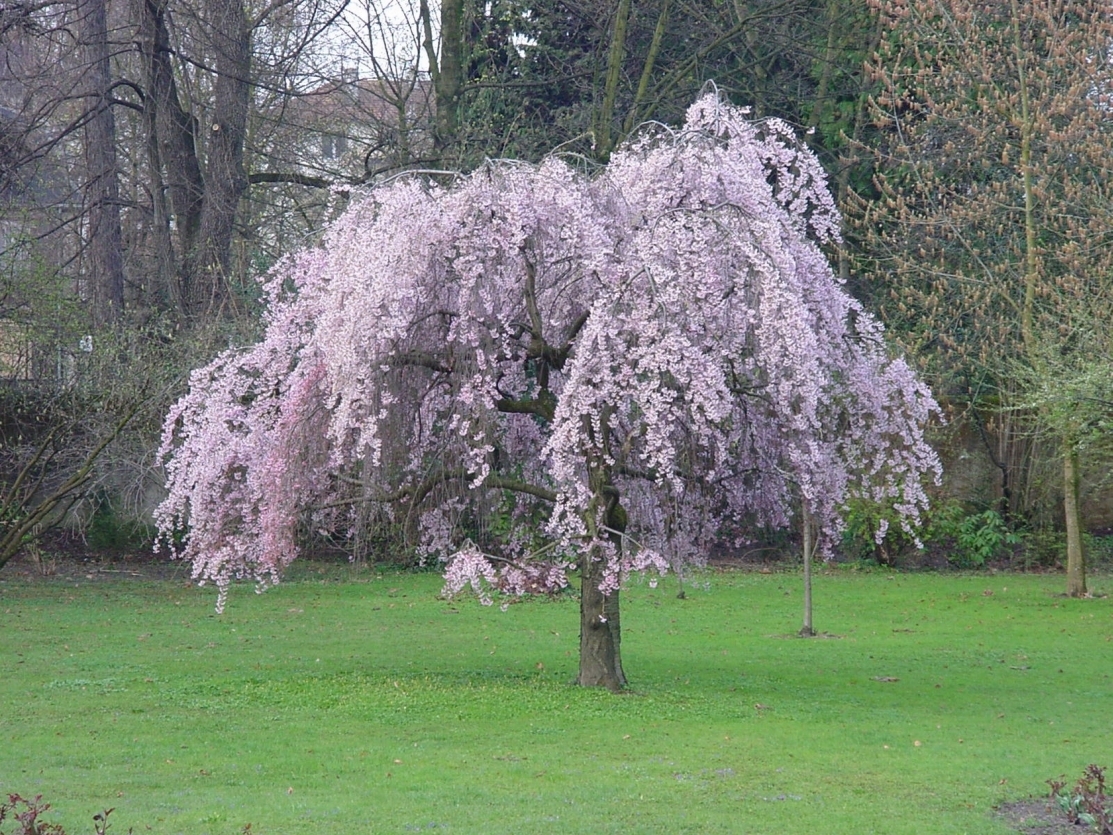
156,92,941,609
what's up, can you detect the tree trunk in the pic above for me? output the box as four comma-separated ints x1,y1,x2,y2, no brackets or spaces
577,464,627,690
140,100,176,313
594,0,631,161
621,0,669,138
577,547,626,690
424,0,464,153
135,0,249,320
799,502,816,637
181,0,251,318
1063,438,1087,597
1010,0,1039,356
82,0,125,325
137,0,204,249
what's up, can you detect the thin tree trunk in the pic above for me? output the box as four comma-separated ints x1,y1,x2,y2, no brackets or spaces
1063,437,1086,597
799,502,816,637
806,0,840,136
1007,0,1087,597
1010,0,1038,356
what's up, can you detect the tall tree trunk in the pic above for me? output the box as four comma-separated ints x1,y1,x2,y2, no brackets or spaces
1063,437,1086,597
181,0,251,317
135,0,204,313
420,0,464,153
82,0,125,325
135,0,249,320
594,0,631,161
138,0,204,248
1010,0,1039,356
140,100,176,312
620,0,669,138
1007,0,1089,596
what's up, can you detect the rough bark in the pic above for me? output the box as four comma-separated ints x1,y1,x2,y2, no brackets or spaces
82,0,125,325
577,545,626,690
180,0,251,317
577,463,627,690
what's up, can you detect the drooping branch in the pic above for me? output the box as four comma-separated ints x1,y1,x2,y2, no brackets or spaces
158,93,941,692
322,470,556,509
484,476,557,503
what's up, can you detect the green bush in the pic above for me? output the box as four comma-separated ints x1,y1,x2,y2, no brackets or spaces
927,503,1022,568
838,499,1024,569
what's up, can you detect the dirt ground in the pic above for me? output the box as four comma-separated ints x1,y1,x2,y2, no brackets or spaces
995,797,1099,835
1,531,189,582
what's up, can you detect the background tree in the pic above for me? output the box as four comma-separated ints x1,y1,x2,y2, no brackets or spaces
0,0,354,323
82,0,126,325
407,0,881,168
0,0,882,327
0,0,358,561
156,93,940,689
859,0,1113,595
132,0,284,318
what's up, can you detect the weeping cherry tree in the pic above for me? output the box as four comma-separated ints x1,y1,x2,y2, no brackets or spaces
156,93,941,690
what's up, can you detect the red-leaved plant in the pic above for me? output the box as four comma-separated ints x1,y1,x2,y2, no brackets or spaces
0,794,122,835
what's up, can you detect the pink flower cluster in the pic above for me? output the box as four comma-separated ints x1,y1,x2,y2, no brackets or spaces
156,92,941,608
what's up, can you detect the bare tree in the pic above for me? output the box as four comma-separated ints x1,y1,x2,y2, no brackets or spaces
81,0,125,324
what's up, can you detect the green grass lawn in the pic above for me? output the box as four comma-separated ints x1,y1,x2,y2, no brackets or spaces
1,565,1110,834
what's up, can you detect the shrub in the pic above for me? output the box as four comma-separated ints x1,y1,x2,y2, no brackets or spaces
838,499,1025,569
927,503,1022,568
1048,765,1111,834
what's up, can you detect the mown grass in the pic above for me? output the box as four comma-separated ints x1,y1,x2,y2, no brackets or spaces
1,565,1110,834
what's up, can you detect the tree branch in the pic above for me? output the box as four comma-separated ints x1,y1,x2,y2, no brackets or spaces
495,391,556,421
249,171,334,189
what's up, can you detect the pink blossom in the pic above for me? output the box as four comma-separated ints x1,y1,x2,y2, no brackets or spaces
156,91,941,609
